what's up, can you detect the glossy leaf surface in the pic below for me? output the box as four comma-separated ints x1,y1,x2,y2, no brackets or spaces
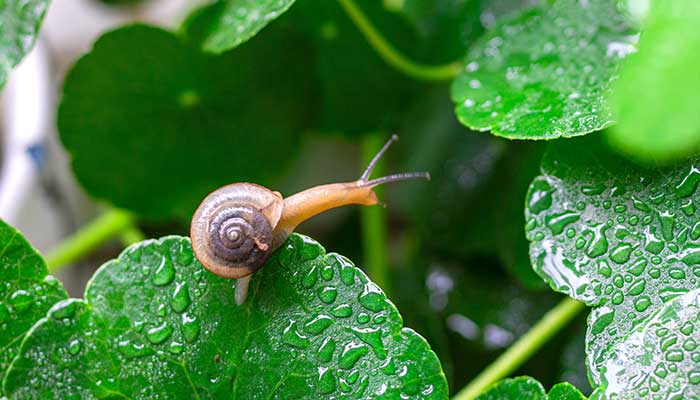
591,288,700,399
608,1,700,162
0,0,50,88
526,136,700,385
476,376,586,399
0,220,67,385
4,234,447,399
58,25,314,221
193,0,297,53
451,0,636,139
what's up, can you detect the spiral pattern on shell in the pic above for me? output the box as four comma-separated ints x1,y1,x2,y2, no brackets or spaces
190,183,284,279
207,205,273,269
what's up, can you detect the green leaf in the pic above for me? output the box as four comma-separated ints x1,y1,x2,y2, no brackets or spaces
0,0,50,88
291,0,421,136
58,24,314,221
0,219,68,385
451,0,637,139
476,376,586,399
4,234,447,399
525,135,700,386
590,288,700,399
185,0,296,53
608,1,700,162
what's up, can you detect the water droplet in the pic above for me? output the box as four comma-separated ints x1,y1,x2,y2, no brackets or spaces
358,283,386,312
668,268,686,280
317,367,336,394
171,282,191,313
283,320,310,349
352,327,387,359
331,304,352,318
680,321,694,335
357,313,370,324
627,279,646,296
317,337,336,362
152,256,175,286
68,339,81,355
610,243,633,264
302,265,318,289
659,211,676,241
169,341,184,354
339,342,368,369
321,265,334,281
581,183,606,195
146,322,173,344
628,259,647,276
528,179,553,214
304,315,333,335
634,296,651,312
181,313,200,343
319,286,338,304
675,166,700,197
9,290,32,313
665,349,684,362
545,210,580,235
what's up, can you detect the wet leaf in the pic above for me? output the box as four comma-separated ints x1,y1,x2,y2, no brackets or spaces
476,376,586,399
58,24,314,221
0,219,67,385
451,0,637,139
526,135,700,386
0,0,49,88
189,0,297,53
591,288,700,399
4,234,447,399
608,1,700,162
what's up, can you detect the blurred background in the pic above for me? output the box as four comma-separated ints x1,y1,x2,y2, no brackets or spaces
0,0,588,396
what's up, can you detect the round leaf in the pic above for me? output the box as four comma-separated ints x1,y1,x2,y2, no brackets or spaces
451,0,637,139
4,234,447,399
526,135,700,385
0,219,67,385
58,24,314,221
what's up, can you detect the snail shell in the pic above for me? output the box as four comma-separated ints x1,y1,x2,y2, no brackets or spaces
190,183,284,278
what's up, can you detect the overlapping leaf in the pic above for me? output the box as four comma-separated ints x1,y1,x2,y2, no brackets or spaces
0,220,67,386
191,0,297,53
58,24,314,221
526,136,700,390
608,0,700,162
476,376,586,399
591,288,700,399
451,0,637,139
0,0,50,88
4,234,447,399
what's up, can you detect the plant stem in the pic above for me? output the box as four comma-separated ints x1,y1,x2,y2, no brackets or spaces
45,209,143,273
361,134,390,294
336,0,461,82
452,297,585,400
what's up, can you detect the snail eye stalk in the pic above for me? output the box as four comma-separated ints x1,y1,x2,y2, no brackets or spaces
358,134,431,187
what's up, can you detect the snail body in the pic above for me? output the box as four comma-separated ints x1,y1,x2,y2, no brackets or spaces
190,135,428,304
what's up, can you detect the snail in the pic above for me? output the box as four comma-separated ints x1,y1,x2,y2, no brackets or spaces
190,135,428,305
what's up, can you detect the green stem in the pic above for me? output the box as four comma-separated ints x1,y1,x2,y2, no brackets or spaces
336,0,461,82
453,297,585,400
360,134,390,293
45,209,143,273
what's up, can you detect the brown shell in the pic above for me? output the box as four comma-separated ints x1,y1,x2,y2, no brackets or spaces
190,183,284,278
